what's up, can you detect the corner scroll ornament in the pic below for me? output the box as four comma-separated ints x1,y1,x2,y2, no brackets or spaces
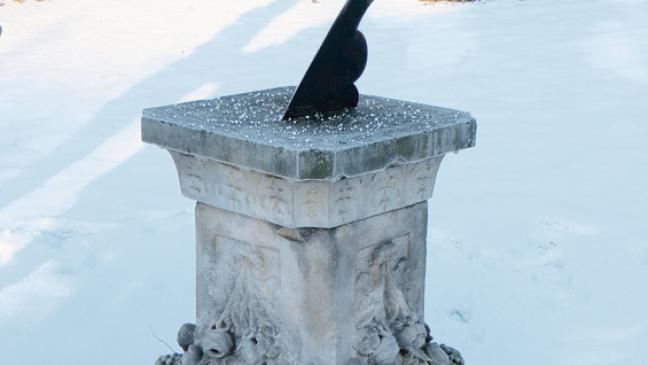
283,0,375,119
351,239,464,365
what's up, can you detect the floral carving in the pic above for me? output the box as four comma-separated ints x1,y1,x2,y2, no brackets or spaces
351,239,464,365
156,252,295,365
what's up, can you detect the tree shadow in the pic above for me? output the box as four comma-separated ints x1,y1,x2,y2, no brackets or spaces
0,0,312,210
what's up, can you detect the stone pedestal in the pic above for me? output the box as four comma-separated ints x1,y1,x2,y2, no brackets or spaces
143,87,476,365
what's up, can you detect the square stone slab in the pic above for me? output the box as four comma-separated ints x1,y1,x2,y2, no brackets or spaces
142,86,476,180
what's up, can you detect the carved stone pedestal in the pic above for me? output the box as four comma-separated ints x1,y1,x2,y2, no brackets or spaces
142,87,476,365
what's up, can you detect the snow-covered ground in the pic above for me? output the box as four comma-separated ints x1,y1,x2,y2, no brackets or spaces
1,0,647,364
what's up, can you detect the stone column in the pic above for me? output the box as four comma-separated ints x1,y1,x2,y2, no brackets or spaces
143,87,476,365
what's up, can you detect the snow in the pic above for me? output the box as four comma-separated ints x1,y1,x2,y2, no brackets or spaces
1,0,647,364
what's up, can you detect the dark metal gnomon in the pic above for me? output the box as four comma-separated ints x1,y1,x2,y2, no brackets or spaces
283,0,375,120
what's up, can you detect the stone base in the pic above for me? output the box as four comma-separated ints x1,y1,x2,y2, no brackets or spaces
143,87,475,365
154,201,463,365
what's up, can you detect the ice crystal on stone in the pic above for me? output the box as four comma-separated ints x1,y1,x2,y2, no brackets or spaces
142,87,474,150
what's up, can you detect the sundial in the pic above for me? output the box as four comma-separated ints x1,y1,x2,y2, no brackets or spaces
143,1,475,364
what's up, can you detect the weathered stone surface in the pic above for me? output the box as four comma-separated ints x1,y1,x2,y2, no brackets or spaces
170,151,443,228
194,202,429,364
142,86,476,180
